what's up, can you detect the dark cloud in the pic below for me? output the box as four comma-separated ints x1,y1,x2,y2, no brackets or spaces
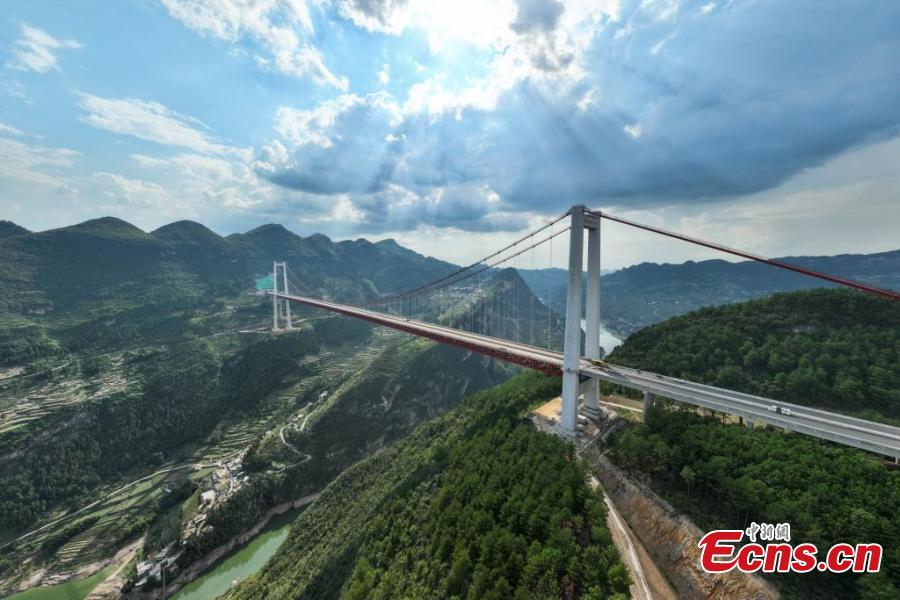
349,184,530,233
338,0,409,31
511,0,565,34
263,94,402,195
266,0,900,230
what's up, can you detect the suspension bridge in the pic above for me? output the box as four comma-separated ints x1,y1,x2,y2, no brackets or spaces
269,206,900,459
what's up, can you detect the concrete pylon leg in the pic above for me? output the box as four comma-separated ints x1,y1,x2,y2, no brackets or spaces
745,417,754,429
582,221,601,420
642,391,655,416
281,263,293,329
560,206,585,436
582,379,601,420
272,261,280,331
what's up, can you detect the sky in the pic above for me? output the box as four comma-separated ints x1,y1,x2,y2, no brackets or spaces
0,0,898,269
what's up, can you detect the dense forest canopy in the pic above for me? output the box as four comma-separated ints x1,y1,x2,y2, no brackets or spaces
610,406,900,599
344,419,629,600
609,289,900,419
231,372,629,599
606,288,900,598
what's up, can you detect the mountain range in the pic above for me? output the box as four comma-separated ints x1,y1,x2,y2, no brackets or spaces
0,217,453,316
0,215,529,593
2,216,898,598
0,217,455,367
520,249,900,336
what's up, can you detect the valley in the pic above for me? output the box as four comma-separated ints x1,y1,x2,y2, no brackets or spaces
1,217,897,600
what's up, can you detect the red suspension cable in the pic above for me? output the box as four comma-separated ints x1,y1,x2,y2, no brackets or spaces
589,208,900,301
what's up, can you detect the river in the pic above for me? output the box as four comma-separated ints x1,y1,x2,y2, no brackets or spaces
580,320,623,355
2,506,302,600
171,506,305,600
2,504,305,600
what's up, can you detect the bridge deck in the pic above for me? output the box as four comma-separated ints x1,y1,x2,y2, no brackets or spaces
275,293,900,459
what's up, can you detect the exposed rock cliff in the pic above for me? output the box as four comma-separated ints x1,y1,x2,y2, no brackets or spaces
585,448,779,600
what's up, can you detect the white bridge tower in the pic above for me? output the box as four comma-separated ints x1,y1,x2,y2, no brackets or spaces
560,206,602,435
272,261,293,331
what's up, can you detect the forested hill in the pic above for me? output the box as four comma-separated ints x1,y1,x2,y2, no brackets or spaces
605,289,900,598
229,372,630,600
0,217,456,367
608,288,900,419
0,221,28,239
0,217,454,317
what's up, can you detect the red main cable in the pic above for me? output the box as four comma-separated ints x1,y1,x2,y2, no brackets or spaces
588,209,900,301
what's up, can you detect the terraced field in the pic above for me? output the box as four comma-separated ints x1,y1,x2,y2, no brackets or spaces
0,321,407,594
0,358,131,432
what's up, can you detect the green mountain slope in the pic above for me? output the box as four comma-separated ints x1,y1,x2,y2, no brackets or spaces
609,288,900,419
0,321,340,535
0,216,456,363
0,216,569,595
175,336,515,573
0,216,460,587
609,407,900,599
229,372,630,600
0,221,29,239
604,288,900,598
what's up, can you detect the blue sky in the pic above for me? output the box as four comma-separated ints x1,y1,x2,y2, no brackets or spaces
0,0,898,268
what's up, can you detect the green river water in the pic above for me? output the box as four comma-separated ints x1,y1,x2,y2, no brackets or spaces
172,506,303,600
4,506,303,600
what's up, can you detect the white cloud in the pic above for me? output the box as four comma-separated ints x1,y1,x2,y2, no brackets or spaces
132,151,275,209
577,87,598,111
337,0,410,34
254,139,290,172
0,122,25,136
403,74,509,116
593,135,900,270
640,0,680,22
342,0,619,117
274,93,400,148
260,0,900,260
329,195,366,222
1,79,30,102
130,154,169,169
0,136,79,187
378,63,390,85
161,0,313,39
78,94,235,155
6,24,82,73
274,96,358,148
92,172,175,207
623,122,642,138
161,0,348,88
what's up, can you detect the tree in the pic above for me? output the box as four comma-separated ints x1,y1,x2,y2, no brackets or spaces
680,465,696,500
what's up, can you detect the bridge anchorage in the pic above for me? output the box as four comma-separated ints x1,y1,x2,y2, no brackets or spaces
270,205,900,459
